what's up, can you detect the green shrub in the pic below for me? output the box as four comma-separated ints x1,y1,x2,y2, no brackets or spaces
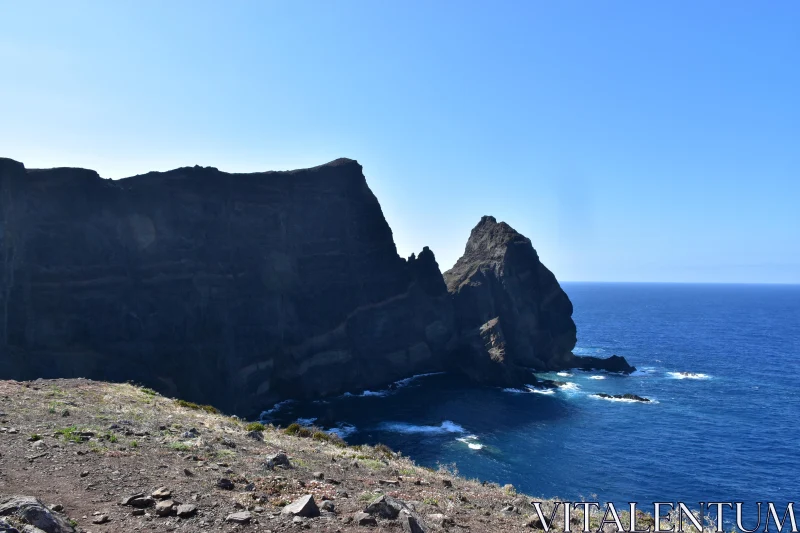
175,399,219,414
312,431,346,447
283,423,312,438
246,422,265,432
55,426,83,444
29,434,42,442
374,443,394,457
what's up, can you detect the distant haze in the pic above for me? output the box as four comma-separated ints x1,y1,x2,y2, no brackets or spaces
2,1,797,283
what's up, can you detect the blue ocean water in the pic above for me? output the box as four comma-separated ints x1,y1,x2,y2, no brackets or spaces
266,283,800,510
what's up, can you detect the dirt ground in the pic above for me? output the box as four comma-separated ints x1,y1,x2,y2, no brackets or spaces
0,378,568,532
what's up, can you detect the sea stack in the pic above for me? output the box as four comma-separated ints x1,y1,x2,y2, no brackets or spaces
444,216,634,378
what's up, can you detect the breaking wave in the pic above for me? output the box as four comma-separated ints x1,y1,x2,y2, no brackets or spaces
259,399,295,420
457,435,484,450
327,423,358,439
377,420,466,435
668,372,711,380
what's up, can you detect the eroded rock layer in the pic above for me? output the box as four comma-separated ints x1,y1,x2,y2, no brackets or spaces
0,157,455,413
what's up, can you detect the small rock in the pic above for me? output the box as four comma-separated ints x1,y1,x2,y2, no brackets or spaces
400,511,426,533
120,493,144,506
254,506,265,513
365,494,408,519
155,499,175,517
225,511,252,525
320,500,335,513
336,490,349,498
80,471,89,478
151,487,171,499
265,452,291,469
129,497,154,509
176,504,197,518
312,471,324,480
428,513,455,527
181,428,200,439
281,494,320,518
441,479,452,488
92,514,110,524
378,479,399,487
50,504,64,513
216,478,234,490
354,512,377,526
131,509,145,516
183,468,193,477
246,430,263,441
220,437,236,448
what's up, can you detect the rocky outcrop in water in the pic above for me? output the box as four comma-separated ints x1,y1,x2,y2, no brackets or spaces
443,216,635,381
0,157,631,413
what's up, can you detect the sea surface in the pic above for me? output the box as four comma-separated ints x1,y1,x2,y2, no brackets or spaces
264,283,800,514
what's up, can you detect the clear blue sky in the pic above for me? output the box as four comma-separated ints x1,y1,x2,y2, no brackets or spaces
2,1,798,283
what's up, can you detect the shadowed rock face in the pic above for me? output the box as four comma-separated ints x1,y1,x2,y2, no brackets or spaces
444,216,633,380
0,157,456,414
0,157,630,414
444,216,578,378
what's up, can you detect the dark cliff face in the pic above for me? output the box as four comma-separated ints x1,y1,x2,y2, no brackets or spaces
0,157,630,414
0,157,456,414
444,216,578,378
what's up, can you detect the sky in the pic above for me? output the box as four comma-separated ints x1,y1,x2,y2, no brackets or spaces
1,1,798,283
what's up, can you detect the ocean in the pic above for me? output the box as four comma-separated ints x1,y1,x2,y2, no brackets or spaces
264,283,800,516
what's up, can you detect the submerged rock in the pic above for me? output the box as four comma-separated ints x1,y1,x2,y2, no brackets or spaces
595,393,651,403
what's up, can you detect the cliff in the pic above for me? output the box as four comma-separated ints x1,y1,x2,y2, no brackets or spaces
0,157,456,414
0,157,630,414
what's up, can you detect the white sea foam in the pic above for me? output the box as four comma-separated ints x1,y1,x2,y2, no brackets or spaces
668,372,711,380
556,372,573,377
260,399,295,420
327,423,358,439
343,389,390,398
590,394,638,403
378,420,466,435
530,388,556,395
502,388,527,394
573,347,605,356
558,382,581,391
295,417,317,426
392,372,446,388
588,375,606,380
341,372,445,399
457,435,484,450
